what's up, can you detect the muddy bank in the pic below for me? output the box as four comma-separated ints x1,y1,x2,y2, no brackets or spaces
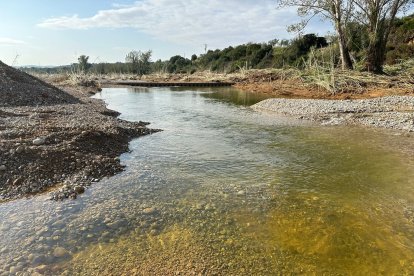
0,63,159,201
253,96,414,132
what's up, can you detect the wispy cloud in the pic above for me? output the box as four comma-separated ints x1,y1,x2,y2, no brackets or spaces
0,37,26,45
37,0,300,47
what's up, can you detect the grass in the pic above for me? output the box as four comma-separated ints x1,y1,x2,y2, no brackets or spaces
299,56,414,95
30,58,414,97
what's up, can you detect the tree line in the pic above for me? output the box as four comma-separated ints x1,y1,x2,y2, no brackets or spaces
23,12,413,76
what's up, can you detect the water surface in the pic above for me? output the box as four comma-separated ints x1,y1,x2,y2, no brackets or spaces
1,87,414,275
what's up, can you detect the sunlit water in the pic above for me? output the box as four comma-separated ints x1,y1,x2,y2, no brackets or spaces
1,87,414,275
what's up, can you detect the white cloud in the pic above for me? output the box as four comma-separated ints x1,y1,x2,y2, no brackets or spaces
37,0,301,47
0,37,26,45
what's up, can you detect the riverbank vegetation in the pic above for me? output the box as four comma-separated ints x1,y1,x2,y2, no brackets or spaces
23,12,413,96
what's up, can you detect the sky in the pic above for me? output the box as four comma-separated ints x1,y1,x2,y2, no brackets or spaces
0,0,333,66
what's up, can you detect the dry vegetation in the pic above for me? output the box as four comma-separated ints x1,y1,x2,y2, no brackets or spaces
33,58,414,100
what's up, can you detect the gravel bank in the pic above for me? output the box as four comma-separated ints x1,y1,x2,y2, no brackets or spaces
0,61,79,107
253,96,414,132
0,62,159,201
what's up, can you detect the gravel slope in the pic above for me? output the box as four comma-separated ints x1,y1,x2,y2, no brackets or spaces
0,62,159,201
252,96,414,132
0,61,79,107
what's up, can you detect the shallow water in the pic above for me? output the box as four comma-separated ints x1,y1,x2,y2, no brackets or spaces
1,87,414,275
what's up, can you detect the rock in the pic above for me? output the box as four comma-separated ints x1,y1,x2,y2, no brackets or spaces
34,265,48,274
0,165,5,172
142,207,157,215
12,178,23,186
31,254,46,265
9,266,18,274
53,247,69,258
32,137,46,146
15,146,25,154
74,186,85,194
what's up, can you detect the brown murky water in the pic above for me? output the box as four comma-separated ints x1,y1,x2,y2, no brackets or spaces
1,87,414,275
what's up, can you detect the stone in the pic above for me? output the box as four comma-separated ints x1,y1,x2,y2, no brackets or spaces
12,178,23,186
31,254,46,265
34,265,48,274
237,190,246,195
0,165,6,171
53,247,68,258
15,146,25,154
142,207,157,215
74,186,85,194
33,137,46,146
9,266,18,274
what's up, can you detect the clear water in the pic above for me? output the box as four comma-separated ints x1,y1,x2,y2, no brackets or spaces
1,87,414,275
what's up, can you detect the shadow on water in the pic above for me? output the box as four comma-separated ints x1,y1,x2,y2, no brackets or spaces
1,87,414,275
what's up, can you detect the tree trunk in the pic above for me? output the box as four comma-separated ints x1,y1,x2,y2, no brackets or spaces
363,0,400,73
365,34,386,73
332,2,353,70
336,25,354,70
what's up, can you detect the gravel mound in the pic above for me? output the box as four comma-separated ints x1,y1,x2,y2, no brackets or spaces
0,84,159,201
0,61,79,107
253,96,414,132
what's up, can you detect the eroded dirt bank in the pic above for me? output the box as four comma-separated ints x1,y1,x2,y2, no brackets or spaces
0,61,159,201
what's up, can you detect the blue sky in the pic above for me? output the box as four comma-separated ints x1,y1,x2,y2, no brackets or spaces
0,0,332,66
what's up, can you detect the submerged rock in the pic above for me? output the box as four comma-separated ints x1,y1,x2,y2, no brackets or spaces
53,247,69,258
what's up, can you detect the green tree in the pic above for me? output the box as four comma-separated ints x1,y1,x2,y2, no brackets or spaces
276,0,354,70
78,55,91,73
125,50,152,76
353,0,414,72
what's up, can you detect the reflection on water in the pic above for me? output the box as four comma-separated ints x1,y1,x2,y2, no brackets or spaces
1,87,414,275
198,86,271,106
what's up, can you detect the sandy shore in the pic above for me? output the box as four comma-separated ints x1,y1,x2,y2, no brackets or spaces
253,96,414,132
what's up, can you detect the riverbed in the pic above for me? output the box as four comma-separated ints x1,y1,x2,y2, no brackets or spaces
1,87,414,275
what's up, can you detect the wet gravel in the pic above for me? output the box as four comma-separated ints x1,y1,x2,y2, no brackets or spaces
253,96,414,132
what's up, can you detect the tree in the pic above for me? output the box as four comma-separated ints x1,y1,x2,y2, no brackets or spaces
166,55,191,73
352,0,414,72
276,0,354,70
125,50,152,76
78,55,91,73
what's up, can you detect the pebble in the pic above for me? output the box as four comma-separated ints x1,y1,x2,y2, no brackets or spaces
253,96,414,132
12,178,23,186
15,146,24,154
74,186,85,194
237,190,246,196
142,207,157,215
32,137,46,146
53,247,69,258
34,265,47,274
0,165,6,171
31,255,46,265
9,266,18,274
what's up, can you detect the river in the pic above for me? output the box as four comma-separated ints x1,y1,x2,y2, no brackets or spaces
1,87,414,275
